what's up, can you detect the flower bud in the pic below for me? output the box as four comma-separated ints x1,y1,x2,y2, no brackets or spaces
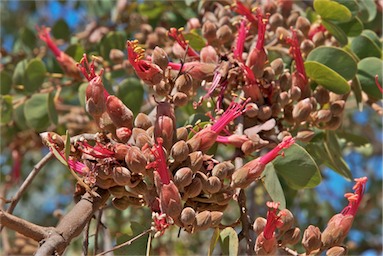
292,98,313,122
134,113,153,130
153,80,171,97
257,105,272,121
182,62,215,81
112,196,143,210
281,227,301,246
302,225,322,254
326,246,347,256
325,116,342,130
135,132,153,149
314,87,330,105
296,16,311,36
175,73,193,93
109,49,124,64
173,92,188,107
125,146,147,173
216,25,232,44
301,39,315,57
202,20,217,42
279,72,292,91
253,217,267,236
171,140,190,162
112,167,132,186
245,103,259,118
180,207,196,225
177,127,189,141
314,109,332,123
155,102,175,150
185,151,204,172
109,185,127,198
204,176,222,194
187,17,201,30
158,181,182,219
86,76,106,119
276,27,291,43
173,167,193,189
279,208,295,231
241,140,258,155
212,161,234,180
152,46,169,71
96,177,115,189
106,95,134,129
193,211,212,232
269,13,283,31
200,45,219,64
116,127,132,143
210,211,223,227
296,130,315,142
313,31,325,47
263,67,275,82
277,91,290,107
114,143,129,161
184,177,202,198
330,100,345,116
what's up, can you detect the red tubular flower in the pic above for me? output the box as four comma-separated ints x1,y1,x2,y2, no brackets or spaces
148,138,182,220
231,137,295,188
37,26,81,80
254,201,283,255
168,27,200,58
246,9,269,78
77,141,115,159
232,0,257,24
154,102,176,151
286,28,309,98
188,99,250,152
234,19,248,61
321,177,368,248
126,40,163,85
216,134,250,148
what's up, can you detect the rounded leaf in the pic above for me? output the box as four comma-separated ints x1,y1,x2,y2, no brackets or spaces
263,165,286,209
24,58,47,92
358,0,377,23
52,19,70,40
184,31,206,51
314,0,352,22
65,44,85,61
351,35,382,60
321,20,348,46
306,46,357,81
48,91,58,125
116,78,144,115
24,93,50,131
337,17,363,37
99,31,126,59
304,61,350,94
357,57,383,99
219,227,238,256
12,59,28,86
0,71,13,95
272,144,322,190
0,95,13,124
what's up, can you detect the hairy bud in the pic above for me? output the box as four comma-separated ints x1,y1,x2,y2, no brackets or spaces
180,207,196,225
112,167,132,186
292,98,313,122
152,46,169,71
212,161,235,180
125,146,148,173
253,217,267,236
171,140,190,162
200,45,219,63
279,208,295,231
326,246,347,256
281,227,301,246
173,92,189,107
184,177,202,198
175,73,193,93
173,167,193,189
193,211,212,232
302,225,322,255
134,113,153,130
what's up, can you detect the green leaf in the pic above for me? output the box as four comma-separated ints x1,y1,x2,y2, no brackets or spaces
335,0,359,15
358,0,377,23
0,71,13,95
362,30,382,48
321,20,348,46
272,144,321,190
184,30,206,51
48,92,58,125
351,76,363,110
263,165,286,209
336,131,370,148
0,95,13,124
24,93,50,131
65,44,85,61
304,61,350,94
78,82,88,107
314,0,352,22
337,17,363,37
99,31,126,59
114,222,149,256
324,131,352,180
50,145,68,166
52,18,70,41
219,227,238,256
18,27,37,50
357,57,383,99
12,59,28,86
306,46,357,80
351,35,382,59
116,78,144,115
24,58,47,92
208,228,220,256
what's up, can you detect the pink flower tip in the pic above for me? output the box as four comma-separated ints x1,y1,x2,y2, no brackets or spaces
286,28,307,83
255,8,270,51
341,176,367,217
263,201,283,240
36,26,62,57
147,138,171,185
77,54,104,82
259,137,295,165
168,27,199,58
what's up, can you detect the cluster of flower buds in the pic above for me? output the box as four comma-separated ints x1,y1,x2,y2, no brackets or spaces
39,0,371,250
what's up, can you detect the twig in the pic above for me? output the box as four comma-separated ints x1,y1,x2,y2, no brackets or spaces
94,209,104,254
238,189,253,255
6,152,54,215
82,219,91,256
95,228,153,256
280,246,300,256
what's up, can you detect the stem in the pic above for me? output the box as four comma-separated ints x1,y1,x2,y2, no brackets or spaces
95,229,152,256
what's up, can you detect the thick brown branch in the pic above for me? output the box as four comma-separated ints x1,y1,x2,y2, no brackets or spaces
36,189,110,255
0,209,50,241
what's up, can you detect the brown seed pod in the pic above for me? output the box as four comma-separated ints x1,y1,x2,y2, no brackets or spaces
125,146,148,173
152,46,169,71
171,140,190,162
210,211,223,227
112,167,132,186
326,246,347,256
184,177,203,198
253,217,267,236
134,113,153,130
185,151,204,172
212,161,234,180
193,211,212,232
173,167,193,190
216,25,232,44
109,185,128,198
257,105,273,121
270,58,284,77
292,98,313,123
269,13,284,31
180,207,196,225
204,176,222,194
330,100,345,116
175,73,193,93
173,92,189,107
176,127,189,141
302,225,322,255
281,227,301,246
296,16,311,36
279,72,292,91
